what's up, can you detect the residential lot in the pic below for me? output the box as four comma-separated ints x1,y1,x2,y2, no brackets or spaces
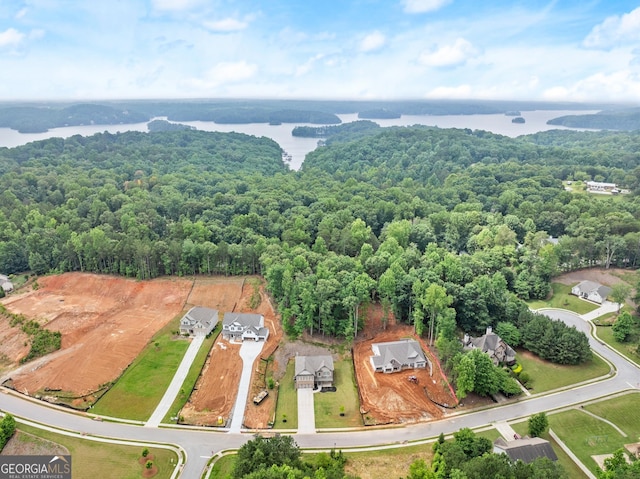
0,273,193,404
180,278,283,427
352,307,458,425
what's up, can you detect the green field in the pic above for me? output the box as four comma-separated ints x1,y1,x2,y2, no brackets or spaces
549,392,640,475
274,359,298,429
93,316,192,420
527,283,599,315
515,349,610,393
596,325,640,365
314,358,362,428
16,424,177,479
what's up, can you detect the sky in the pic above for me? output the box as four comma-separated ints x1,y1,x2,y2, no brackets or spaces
1,1,640,102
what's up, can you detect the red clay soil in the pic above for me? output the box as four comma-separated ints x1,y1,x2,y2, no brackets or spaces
353,304,458,425
180,277,283,428
1,273,193,396
0,312,30,370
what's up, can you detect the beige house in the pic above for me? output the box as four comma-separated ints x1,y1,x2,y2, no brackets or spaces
294,355,334,390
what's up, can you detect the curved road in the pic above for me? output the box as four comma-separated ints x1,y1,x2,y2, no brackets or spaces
1,309,638,477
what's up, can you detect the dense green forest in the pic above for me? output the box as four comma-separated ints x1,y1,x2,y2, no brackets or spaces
2,124,640,376
547,107,640,130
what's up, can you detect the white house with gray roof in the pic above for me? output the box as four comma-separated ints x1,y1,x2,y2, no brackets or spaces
294,355,334,389
179,306,219,336
370,339,428,374
571,280,612,304
222,312,268,341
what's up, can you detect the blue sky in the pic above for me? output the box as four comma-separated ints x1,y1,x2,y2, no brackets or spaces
1,0,640,102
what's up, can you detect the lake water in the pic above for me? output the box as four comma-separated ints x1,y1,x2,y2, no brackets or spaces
0,110,598,171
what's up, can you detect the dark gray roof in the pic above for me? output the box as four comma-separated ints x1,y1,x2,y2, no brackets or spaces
470,331,515,358
494,437,558,463
574,280,612,298
371,340,426,369
222,312,263,328
295,355,334,376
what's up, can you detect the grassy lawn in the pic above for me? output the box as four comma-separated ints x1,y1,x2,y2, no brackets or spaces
314,358,362,428
274,359,298,429
16,424,177,479
596,325,640,365
584,392,640,437
210,454,235,479
548,408,629,475
515,349,610,393
92,316,191,421
527,283,599,315
163,329,218,423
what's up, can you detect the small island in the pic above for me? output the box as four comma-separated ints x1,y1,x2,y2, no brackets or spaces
511,116,526,124
505,110,521,116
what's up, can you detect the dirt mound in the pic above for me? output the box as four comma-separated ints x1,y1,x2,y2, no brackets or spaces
2,273,193,397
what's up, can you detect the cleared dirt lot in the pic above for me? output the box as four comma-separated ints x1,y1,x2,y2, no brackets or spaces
179,277,283,428
353,305,458,425
0,273,193,397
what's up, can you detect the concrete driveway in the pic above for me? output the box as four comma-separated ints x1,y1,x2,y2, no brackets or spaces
228,340,264,433
297,388,316,434
146,334,205,427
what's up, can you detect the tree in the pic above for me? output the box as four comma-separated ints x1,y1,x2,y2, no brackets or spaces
418,283,453,346
610,283,632,313
612,311,634,342
0,414,16,450
528,412,549,437
233,435,302,479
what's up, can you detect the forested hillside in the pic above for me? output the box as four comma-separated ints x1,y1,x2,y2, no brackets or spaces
1,126,639,358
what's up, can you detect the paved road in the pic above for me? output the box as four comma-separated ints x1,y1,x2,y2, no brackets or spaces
229,340,264,433
1,308,639,478
146,335,206,428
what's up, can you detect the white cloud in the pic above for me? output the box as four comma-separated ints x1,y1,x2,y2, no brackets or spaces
190,61,258,89
296,53,325,76
542,70,640,102
584,7,640,49
152,0,203,12
0,28,24,48
402,0,451,14
425,84,472,99
15,8,27,19
360,31,386,53
419,38,478,67
203,18,248,33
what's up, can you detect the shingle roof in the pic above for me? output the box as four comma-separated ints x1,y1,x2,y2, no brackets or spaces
574,280,612,299
295,355,334,376
371,340,426,369
222,312,263,328
494,437,558,463
182,307,218,329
